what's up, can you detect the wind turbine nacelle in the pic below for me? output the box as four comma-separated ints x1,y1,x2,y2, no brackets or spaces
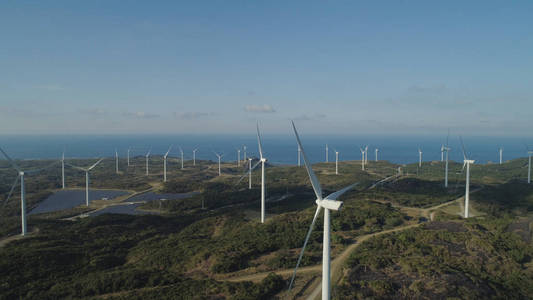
464,159,475,164
316,199,343,211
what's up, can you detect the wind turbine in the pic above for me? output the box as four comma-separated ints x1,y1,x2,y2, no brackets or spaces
66,158,103,207
127,147,131,167
288,121,357,300
145,148,152,175
360,147,366,171
499,147,503,164
444,132,451,188
418,148,423,168
334,149,339,175
179,147,184,170
460,137,474,218
297,145,301,167
236,148,241,166
0,148,58,236
192,148,198,166
61,151,65,189
375,148,379,162
163,145,172,182
213,152,224,176
441,145,445,162
364,145,368,164
325,144,329,162
243,145,247,162
237,124,267,223
115,149,119,174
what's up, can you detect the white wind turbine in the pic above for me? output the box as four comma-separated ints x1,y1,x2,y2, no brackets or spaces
499,147,503,164
247,157,253,189
66,158,104,207
237,124,267,223
127,147,131,167
443,132,451,188
297,145,301,167
375,148,379,162
213,151,224,176
325,144,329,163
62,151,65,189
163,145,172,182
243,145,247,162
288,121,357,300
441,145,445,162
236,148,241,166
364,145,368,164
334,149,339,175
115,149,119,174
0,148,58,236
460,137,475,218
192,148,198,166
418,148,423,168
145,148,152,175
179,147,184,170
359,147,366,171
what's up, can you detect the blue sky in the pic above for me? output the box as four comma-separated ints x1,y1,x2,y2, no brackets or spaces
1,1,532,136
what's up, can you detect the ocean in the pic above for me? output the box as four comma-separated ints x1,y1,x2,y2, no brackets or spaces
0,134,530,165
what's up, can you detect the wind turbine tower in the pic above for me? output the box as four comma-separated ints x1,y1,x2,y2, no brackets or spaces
67,159,103,207
115,149,119,174
360,147,366,171
214,152,224,176
192,148,198,166
499,147,503,164
61,151,65,189
461,137,475,218
418,148,423,168
145,148,151,175
163,145,172,182
375,148,379,162
326,144,329,163
335,149,339,175
179,147,184,170
237,149,241,166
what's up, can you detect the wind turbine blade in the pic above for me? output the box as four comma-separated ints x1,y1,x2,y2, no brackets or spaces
257,123,264,159
288,205,322,291
0,147,22,172
88,158,104,170
24,160,61,175
459,136,467,160
65,162,87,172
2,175,20,208
325,183,359,200
291,121,323,200
165,145,173,157
236,160,261,185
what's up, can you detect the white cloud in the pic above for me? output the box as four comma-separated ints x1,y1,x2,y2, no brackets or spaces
244,104,276,113
123,111,160,119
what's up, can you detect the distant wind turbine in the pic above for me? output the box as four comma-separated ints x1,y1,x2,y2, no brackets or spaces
444,132,451,188
297,145,301,167
460,137,474,218
163,145,172,182
115,149,119,174
288,121,357,300
325,144,329,163
145,148,152,175
0,148,58,236
127,147,131,167
499,147,503,164
236,148,241,166
247,157,253,189
62,151,65,189
237,123,267,223
243,145,247,162
67,158,104,207
179,147,184,170
441,145,445,162
360,147,366,171
418,148,423,168
213,151,224,176
334,149,339,175
375,148,379,162
364,145,368,164
192,148,198,166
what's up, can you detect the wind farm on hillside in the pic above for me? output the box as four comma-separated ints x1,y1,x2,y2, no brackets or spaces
2,122,533,299
2,1,533,299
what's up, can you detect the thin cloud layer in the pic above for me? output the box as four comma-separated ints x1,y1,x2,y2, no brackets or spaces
123,111,160,119
244,105,275,113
